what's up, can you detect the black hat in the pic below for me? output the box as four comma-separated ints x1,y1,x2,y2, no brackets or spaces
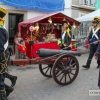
62,20,69,26
92,17,100,24
0,7,7,18
62,17,69,26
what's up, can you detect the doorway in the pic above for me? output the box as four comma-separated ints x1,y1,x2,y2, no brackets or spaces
9,13,24,45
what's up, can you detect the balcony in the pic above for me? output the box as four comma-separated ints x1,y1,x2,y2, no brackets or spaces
79,4,95,10
79,0,95,10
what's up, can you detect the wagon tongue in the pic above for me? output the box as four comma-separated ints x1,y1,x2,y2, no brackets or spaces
37,49,82,57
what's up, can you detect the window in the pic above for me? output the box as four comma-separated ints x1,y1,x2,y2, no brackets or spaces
90,0,95,6
79,13,86,36
79,13,85,17
79,0,96,6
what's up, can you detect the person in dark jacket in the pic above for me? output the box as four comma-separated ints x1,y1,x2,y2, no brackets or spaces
82,16,100,69
95,42,100,88
0,7,17,100
61,20,72,50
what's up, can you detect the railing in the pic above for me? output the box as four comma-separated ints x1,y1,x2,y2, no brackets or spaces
79,0,96,7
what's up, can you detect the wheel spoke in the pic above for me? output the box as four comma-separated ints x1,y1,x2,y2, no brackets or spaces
61,62,65,67
55,70,59,75
56,71,63,77
68,73,71,80
71,63,76,67
42,66,49,70
45,67,50,74
65,73,67,83
58,62,65,69
55,66,62,71
69,59,73,66
60,57,68,67
60,73,65,82
50,67,52,76
39,64,52,77
70,72,75,76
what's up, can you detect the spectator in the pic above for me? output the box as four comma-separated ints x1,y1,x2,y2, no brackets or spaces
14,32,23,59
18,40,26,59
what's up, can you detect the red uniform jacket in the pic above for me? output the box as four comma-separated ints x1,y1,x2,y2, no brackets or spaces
18,45,26,53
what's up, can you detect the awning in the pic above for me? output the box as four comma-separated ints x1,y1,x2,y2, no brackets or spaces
0,0,65,12
75,9,100,22
18,12,81,41
18,12,81,32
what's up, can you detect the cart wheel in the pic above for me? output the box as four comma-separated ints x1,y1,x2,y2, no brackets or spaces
39,64,53,77
52,54,79,85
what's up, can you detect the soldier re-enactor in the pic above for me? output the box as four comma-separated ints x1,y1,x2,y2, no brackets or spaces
82,17,100,69
0,7,17,100
61,20,72,50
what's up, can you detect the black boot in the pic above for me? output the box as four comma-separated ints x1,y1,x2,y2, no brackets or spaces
82,59,91,69
4,72,17,87
5,84,14,97
0,91,8,100
82,65,90,69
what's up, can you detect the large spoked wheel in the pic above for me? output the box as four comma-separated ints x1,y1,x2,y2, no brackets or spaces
39,64,53,78
52,54,79,85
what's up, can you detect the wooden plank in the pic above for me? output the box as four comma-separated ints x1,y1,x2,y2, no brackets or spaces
8,59,30,66
8,57,56,66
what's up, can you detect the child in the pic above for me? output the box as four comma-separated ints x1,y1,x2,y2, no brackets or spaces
18,40,26,59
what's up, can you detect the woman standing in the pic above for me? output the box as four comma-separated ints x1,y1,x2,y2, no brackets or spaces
14,32,23,59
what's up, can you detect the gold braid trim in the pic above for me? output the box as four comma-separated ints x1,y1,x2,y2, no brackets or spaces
0,52,10,74
66,28,71,38
94,25,99,30
88,59,92,60
62,40,67,47
0,88,5,92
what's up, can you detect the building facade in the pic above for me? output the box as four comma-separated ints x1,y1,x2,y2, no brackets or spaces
72,0,96,38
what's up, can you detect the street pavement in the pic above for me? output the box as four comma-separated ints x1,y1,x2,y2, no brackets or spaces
6,53,100,100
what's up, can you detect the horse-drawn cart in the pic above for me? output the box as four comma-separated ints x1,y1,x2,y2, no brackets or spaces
9,49,82,86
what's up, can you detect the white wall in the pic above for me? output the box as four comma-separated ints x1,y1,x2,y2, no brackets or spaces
62,0,72,17
64,0,72,8
62,9,72,17
26,10,47,19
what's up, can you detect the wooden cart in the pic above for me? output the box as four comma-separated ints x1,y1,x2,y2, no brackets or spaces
9,49,82,86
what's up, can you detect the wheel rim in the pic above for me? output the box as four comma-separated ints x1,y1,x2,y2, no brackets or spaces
39,64,53,77
52,54,79,85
